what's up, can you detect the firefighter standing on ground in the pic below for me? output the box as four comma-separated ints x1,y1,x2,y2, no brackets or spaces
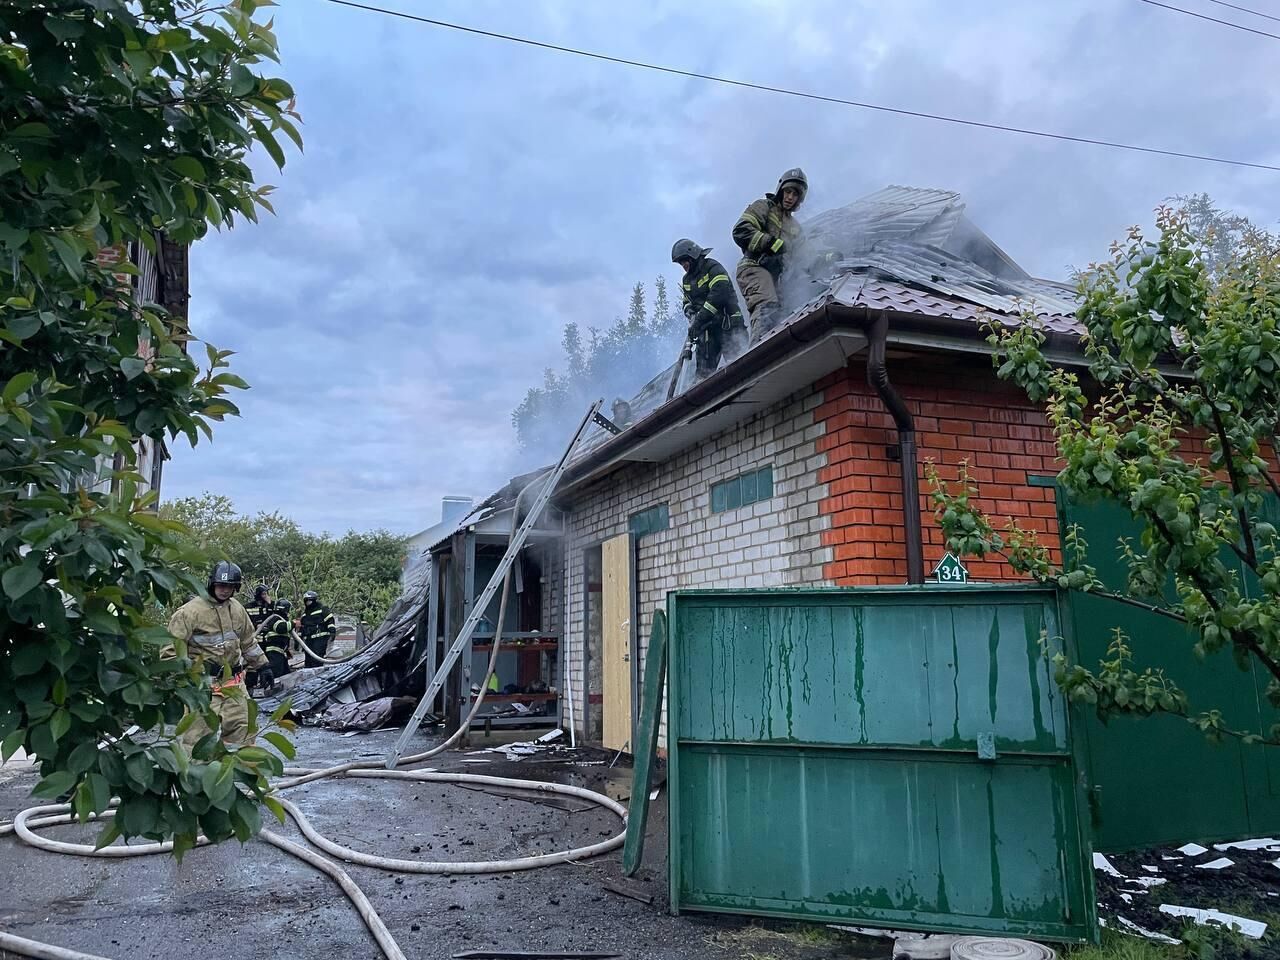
298,590,336,667
259,598,295,679
672,239,746,380
732,167,808,342
167,560,270,748
246,583,273,628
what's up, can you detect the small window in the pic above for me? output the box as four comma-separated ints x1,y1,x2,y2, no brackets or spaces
710,465,774,514
629,503,670,539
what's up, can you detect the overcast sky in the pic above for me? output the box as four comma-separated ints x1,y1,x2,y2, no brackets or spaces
163,0,1280,536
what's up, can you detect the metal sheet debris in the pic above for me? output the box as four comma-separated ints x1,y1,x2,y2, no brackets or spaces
1193,858,1234,870
1177,843,1209,856
1117,916,1181,945
1093,853,1124,878
1212,837,1280,852
1158,904,1267,939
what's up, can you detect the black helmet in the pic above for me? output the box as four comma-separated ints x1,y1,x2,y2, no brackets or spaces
776,167,808,204
671,238,709,264
208,560,242,598
274,598,292,615
253,584,269,603
303,590,319,605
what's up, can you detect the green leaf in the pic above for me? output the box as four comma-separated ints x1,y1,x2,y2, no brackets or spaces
3,372,37,402
67,740,100,775
1,729,25,762
93,820,122,851
48,708,71,743
3,561,44,600
85,772,112,812
8,122,52,139
32,769,77,799
230,63,256,96
263,795,286,824
48,234,85,279
263,731,295,760
120,356,147,380
4,313,40,341
248,116,285,170
170,156,206,180
45,16,87,42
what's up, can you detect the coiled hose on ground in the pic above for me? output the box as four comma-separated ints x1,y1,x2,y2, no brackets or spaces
0,478,628,960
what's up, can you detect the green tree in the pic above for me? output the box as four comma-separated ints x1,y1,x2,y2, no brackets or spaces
0,0,300,855
161,494,407,625
512,280,688,452
931,203,1280,745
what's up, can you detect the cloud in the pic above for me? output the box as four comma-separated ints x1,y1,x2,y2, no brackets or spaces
164,0,1280,535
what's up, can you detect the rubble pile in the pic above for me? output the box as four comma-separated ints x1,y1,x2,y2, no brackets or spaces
1093,839,1280,956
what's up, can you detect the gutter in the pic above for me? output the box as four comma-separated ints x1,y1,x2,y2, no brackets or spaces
866,310,925,585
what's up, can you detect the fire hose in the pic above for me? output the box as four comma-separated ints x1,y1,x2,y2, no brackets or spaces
0,481,629,960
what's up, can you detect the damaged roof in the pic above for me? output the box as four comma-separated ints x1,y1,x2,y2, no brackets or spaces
259,550,431,716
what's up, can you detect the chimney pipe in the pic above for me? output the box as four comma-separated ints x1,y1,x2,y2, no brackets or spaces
866,310,925,585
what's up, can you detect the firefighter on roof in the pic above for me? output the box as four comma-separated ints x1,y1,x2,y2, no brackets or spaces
672,239,746,379
732,167,807,342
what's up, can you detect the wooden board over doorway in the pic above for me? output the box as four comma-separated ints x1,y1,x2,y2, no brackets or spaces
601,532,634,753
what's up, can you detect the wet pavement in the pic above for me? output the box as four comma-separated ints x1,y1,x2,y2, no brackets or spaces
0,726,888,960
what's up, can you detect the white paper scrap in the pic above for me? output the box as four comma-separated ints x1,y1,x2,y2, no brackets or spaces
1177,842,1209,856
1120,893,1134,904
1141,865,1159,873
1118,916,1181,945
649,788,660,801
1094,852,1124,877
1159,904,1267,940
1194,857,1234,870
1213,837,1280,852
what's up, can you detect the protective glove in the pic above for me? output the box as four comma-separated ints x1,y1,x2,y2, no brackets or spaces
257,665,275,690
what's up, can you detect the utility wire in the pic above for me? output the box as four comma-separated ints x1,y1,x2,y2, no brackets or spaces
322,0,1280,173
1202,0,1280,25
1136,0,1280,40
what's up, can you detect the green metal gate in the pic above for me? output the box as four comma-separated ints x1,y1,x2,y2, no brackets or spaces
1060,494,1280,850
666,587,1096,942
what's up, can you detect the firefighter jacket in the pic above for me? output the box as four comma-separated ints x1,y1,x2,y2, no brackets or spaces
166,595,267,673
299,603,336,650
260,614,292,656
732,194,802,278
681,255,743,335
246,601,273,629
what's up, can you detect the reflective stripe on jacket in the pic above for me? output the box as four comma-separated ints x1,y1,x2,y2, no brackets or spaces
681,255,742,332
732,194,801,276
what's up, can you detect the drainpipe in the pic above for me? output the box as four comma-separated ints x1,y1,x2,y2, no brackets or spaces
866,310,925,585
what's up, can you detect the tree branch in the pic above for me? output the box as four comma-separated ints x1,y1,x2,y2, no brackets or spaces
1213,406,1257,570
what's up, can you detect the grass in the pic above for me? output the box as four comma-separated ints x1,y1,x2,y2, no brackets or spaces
1066,931,1185,960
703,920,849,957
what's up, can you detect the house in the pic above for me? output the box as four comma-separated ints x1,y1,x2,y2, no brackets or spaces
400,186,1084,751
540,185,1083,749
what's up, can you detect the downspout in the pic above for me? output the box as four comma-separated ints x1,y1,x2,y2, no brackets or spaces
866,310,925,585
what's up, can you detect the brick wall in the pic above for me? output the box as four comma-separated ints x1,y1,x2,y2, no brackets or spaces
816,353,1062,584
557,385,834,743
553,350,1067,745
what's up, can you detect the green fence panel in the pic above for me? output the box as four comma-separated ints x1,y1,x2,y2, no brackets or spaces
666,587,1096,942
1059,494,1280,850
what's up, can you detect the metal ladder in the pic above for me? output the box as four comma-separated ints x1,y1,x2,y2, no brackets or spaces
385,400,604,768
